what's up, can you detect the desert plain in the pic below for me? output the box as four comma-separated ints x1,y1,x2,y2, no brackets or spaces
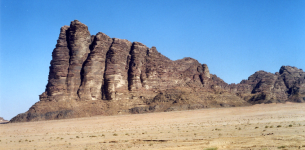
1,103,305,150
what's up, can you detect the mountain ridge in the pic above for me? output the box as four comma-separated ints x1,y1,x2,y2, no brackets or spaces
10,20,305,122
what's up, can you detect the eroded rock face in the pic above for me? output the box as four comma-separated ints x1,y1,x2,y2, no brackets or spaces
10,20,304,122
78,33,113,101
41,20,92,101
66,20,92,100
104,38,132,100
230,66,305,104
38,21,219,104
40,26,70,102
128,42,148,91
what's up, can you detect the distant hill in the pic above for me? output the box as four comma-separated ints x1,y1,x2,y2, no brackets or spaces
0,117,8,122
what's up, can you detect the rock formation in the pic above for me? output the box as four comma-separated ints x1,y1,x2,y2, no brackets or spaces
229,66,305,104
0,117,8,123
10,20,305,122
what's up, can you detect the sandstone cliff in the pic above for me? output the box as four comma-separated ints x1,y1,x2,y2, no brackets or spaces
10,20,304,122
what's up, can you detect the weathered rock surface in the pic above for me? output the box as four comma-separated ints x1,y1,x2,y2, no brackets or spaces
229,66,305,104
10,20,305,123
78,32,113,101
104,38,132,100
40,25,70,102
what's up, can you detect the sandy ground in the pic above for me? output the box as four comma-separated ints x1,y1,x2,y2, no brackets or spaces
1,103,305,150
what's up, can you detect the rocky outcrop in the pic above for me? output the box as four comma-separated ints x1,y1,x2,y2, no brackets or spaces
10,20,304,123
229,66,305,104
0,117,8,124
0,117,7,122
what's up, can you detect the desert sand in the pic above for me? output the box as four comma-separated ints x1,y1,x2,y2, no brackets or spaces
1,103,305,150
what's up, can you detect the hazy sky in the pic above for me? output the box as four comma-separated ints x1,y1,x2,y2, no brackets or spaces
1,0,304,120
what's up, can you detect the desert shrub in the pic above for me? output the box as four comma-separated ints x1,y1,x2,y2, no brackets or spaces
255,127,259,129
265,126,268,128
205,147,218,150
289,124,292,127
277,125,282,128
113,133,118,136
277,145,285,149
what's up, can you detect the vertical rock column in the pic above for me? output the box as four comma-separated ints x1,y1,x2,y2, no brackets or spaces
104,38,132,100
128,42,148,91
141,47,160,90
199,64,210,87
142,46,173,91
202,64,210,78
40,26,71,101
66,20,92,100
78,33,113,100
